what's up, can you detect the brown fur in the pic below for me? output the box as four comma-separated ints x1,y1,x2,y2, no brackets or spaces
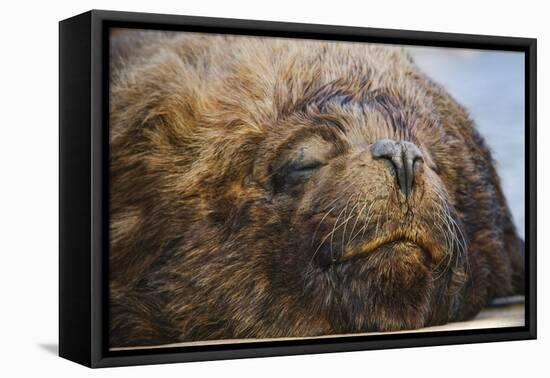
109,30,524,347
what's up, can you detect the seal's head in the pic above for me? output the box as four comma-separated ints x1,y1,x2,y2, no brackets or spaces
246,89,469,332
109,32,523,346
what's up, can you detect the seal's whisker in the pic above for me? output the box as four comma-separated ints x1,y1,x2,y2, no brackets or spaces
431,210,454,280
429,188,470,282
310,202,358,264
311,199,352,261
329,204,348,262
349,199,377,245
446,208,469,272
429,199,455,277
339,194,354,253
347,192,369,245
341,194,361,253
311,207,336,246
361,199,378,240
318,181,356,212
433,239,453,279
439,202,457,275
331,200,360,261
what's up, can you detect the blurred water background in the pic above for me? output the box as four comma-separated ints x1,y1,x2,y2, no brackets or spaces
408,47,525,238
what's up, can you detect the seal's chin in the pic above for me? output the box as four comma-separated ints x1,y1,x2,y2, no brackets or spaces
313,237,436,333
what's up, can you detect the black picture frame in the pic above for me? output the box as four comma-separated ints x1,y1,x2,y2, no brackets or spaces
59,9,537,368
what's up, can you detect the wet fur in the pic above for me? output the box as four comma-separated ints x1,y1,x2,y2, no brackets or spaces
109,30,524,347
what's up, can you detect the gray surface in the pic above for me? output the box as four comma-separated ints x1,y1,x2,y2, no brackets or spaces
409,47,525,238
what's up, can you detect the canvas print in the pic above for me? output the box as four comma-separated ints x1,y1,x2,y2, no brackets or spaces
108,29,525,350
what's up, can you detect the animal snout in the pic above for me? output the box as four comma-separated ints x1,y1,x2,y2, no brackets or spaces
371,139,423,197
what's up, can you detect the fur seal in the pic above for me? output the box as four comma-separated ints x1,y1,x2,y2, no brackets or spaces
108,30,524,347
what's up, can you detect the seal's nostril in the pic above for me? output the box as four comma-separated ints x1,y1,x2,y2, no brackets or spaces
413,157,423,174
371,139,423,197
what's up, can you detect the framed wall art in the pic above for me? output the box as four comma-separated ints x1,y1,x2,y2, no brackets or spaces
59,9,537,368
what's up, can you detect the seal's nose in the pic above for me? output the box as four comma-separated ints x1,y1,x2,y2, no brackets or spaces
371,139,423,197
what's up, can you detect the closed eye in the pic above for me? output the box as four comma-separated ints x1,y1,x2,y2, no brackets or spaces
287,160,324,172
272,160,324,194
